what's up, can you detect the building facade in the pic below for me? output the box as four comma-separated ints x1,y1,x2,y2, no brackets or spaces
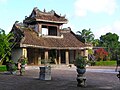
11,7,91,65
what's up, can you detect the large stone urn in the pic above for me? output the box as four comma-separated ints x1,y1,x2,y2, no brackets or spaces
74,55,87,87
76,67,86,87
77,68,86,75
39,66,51,80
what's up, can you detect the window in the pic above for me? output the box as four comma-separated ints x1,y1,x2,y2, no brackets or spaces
41,25,58,36
42,28,48,35
48,26,57,36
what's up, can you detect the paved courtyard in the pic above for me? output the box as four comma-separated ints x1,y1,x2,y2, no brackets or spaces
0,66,120,90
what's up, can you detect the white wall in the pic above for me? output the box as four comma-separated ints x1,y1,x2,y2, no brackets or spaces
11,48,22,63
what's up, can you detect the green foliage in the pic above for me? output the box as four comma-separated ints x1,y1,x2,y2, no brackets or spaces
100,32,119,48
7,60,15,64
92,39,100,47
0,65,7,72
99,32,119,60
116,43,120,55
6,60,17,71
77,28,95,44
95,61,116,66
0,28,14,63
21,58,28,65
87,60,96,66
74,55,87,69
41,58,51,66
88,49,94,55
0,59,4,65
9,64,17,71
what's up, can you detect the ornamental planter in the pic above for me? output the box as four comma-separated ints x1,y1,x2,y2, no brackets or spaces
7,63,17,74
20,64,26,75
11,71,17,75
77,68,86,74
76,68,86,87
74,55,87,87
39,66,51,80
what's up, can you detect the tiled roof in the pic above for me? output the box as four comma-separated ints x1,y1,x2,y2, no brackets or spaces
24,7,68,24
18,28,87,49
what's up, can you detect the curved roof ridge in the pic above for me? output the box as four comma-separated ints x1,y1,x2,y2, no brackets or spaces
33,7,66,18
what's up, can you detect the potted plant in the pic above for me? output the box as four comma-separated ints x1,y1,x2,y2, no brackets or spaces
6,60,17,74
18,56,28,75
74,55,87,74
74,55,87,87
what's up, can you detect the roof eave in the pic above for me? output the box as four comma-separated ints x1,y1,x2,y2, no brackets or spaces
20,43,88,50
36,19,68,24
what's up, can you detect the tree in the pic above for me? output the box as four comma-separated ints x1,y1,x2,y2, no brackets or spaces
77,28,95,44
92,39,100,47
0,28,13,64
99,32,119,60
95,48,108,61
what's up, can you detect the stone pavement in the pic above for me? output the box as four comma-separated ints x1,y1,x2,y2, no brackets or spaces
0,66,120,90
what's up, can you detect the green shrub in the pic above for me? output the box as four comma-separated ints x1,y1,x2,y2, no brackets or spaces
95,61,117,66
0,65,7,72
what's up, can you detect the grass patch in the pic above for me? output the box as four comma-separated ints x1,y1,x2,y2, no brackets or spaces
95,61,117,66
0,65,7,72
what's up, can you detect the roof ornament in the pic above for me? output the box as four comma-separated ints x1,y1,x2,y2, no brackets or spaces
15,21,19,24
33,7,39,16
43,9,46,12
68,27,71,31
25,16,27,19
50,10,55,15
34,7,38,11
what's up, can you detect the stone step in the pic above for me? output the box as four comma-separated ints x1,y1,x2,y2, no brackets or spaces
26,64,75,70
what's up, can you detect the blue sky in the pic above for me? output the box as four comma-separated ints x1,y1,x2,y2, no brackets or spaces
0,0,120,40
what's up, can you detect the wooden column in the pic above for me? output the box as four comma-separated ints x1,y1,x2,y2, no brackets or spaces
84,49,88,60
65,50,69,65
45,50,48,60
44,50,48,65
55,50,58,64
22,48,27,58
38,55,41,65
57,26,59,36
58,50,61,64
81,50,84,56
38,24,42,33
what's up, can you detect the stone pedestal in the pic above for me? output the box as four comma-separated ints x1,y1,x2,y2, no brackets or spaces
20,65,26,75
77,74,86,87
117,71,120,81
39,66,51,80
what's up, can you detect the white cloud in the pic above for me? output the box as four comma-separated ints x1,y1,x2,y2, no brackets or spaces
62,22,76,32
94,25,112,39
94,20,120,40
0,0,7,3
74,0,117,16
113,20,120,30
